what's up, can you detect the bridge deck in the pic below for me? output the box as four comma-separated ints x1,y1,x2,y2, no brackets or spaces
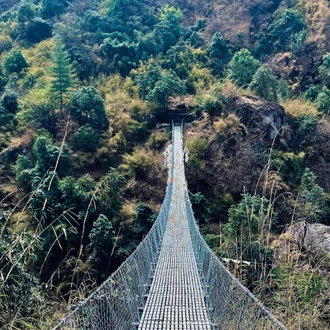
138,126,211,329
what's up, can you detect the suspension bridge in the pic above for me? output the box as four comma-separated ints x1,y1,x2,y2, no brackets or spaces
53,123,286,330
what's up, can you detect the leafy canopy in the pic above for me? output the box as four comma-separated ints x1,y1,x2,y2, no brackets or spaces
147,69,186,110
2,49,28,75
268,9,306,51
207,32,230,76
69,86,109,130
228,49,260,87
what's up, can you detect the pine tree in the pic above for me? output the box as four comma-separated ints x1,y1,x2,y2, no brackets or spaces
50,41,77,116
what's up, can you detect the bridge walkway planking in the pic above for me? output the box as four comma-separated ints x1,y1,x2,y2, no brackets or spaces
138,124,212,330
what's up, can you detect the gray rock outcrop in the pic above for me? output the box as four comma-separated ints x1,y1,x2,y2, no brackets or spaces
227,95,290,145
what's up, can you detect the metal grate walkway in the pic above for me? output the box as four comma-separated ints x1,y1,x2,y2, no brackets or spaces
138,125,211,329
52,123,287,330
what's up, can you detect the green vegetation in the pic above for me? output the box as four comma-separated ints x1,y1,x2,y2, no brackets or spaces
228,49,260,87
1,0,330,329
50,41,77,114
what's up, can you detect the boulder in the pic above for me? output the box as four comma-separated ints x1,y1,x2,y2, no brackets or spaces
227,95,290,144
290,222,330,257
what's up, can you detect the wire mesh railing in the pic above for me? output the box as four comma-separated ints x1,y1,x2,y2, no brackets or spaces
52,169,173,329
52,123,286,330
184,178,286,329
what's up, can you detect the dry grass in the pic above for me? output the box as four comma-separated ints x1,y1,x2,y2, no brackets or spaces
299,0,330,48
219,78,254,98
280,98,321,118
22,38,55,85
189,66,216,95
9,211,31,233
9,129,35,149
116,202,136,225
207,1,252,43
213,113,247,136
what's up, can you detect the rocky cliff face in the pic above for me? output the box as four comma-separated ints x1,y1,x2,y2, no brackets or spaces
268,51,319,94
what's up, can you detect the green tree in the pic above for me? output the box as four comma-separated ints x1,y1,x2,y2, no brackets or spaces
290,29,307,55
2,89,18,113
163,41,194,79
24,19,52,44
268,9,306,51
0,65,6,92
147,69,186,110
2,49,28,75
89,214,114,273
14,135,70,191
304,86,319,102
119,202,157,254
228,49,260,87
187,137,208,171
153,5,183,53
249,66,279,102
160,4,182,24
69,86,108,130
315,86,330,116
207,32,230,76
50,41,77,115
224,193,275,241
18,88,56,131
296,168,328,224
74,124,100,152
98,169,125,219
190,192,210,224
135,62,162,100
132,202,157,238
17,3,35,23
42,0,71,19
33,136,70,177
101,37,138,76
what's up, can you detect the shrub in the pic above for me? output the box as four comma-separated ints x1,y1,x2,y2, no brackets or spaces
190,192,210,223
147,132,169,150
196,93,226,116
2,49,28,74
223,193,276,241
315,86,330,116
120,148,161,180
74,125,100,152
187,137,208,171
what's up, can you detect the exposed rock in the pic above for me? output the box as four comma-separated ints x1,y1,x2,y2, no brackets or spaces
289,222,330,260
146,114,156,129
227,95,290,145
268,51,319,92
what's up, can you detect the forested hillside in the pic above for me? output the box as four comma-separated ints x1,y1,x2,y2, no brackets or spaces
1,0,330,328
